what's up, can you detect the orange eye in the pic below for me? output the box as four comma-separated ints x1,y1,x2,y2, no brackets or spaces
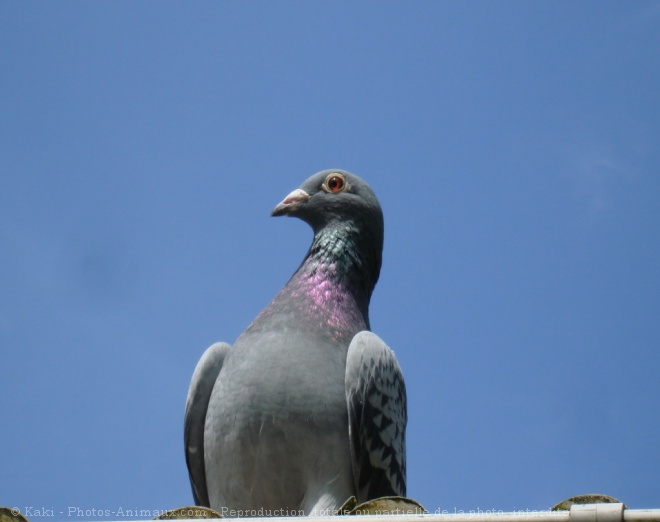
325,174,346,193
327,176,344,191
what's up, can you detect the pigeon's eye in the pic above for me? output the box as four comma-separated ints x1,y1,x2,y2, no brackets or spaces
327,176,343,191
323,173,349,194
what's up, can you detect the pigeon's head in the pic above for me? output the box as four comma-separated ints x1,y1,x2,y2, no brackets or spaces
272,169,384,300
271,169,384,239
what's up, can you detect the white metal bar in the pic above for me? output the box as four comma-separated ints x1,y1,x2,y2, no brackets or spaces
625,511,660,522
149,507,660,522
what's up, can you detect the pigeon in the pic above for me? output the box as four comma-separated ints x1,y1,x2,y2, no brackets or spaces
184,169,407,516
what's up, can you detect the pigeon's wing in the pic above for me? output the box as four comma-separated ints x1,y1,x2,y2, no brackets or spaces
184,342,231,507
345,331,407,502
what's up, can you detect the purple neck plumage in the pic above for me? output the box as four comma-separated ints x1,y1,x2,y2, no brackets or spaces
250,218,383,343
293,219,382,329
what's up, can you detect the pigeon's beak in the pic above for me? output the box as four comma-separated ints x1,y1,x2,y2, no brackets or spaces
272,188,310,217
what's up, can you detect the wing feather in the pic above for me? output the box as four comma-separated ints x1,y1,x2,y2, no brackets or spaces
184,342,230,507
345,331,406,502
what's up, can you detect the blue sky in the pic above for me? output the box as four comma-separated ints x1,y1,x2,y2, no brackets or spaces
2,1,659,517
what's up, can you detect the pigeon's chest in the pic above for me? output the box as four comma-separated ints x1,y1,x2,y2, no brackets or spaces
216,327,350,422
207,275,366,434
